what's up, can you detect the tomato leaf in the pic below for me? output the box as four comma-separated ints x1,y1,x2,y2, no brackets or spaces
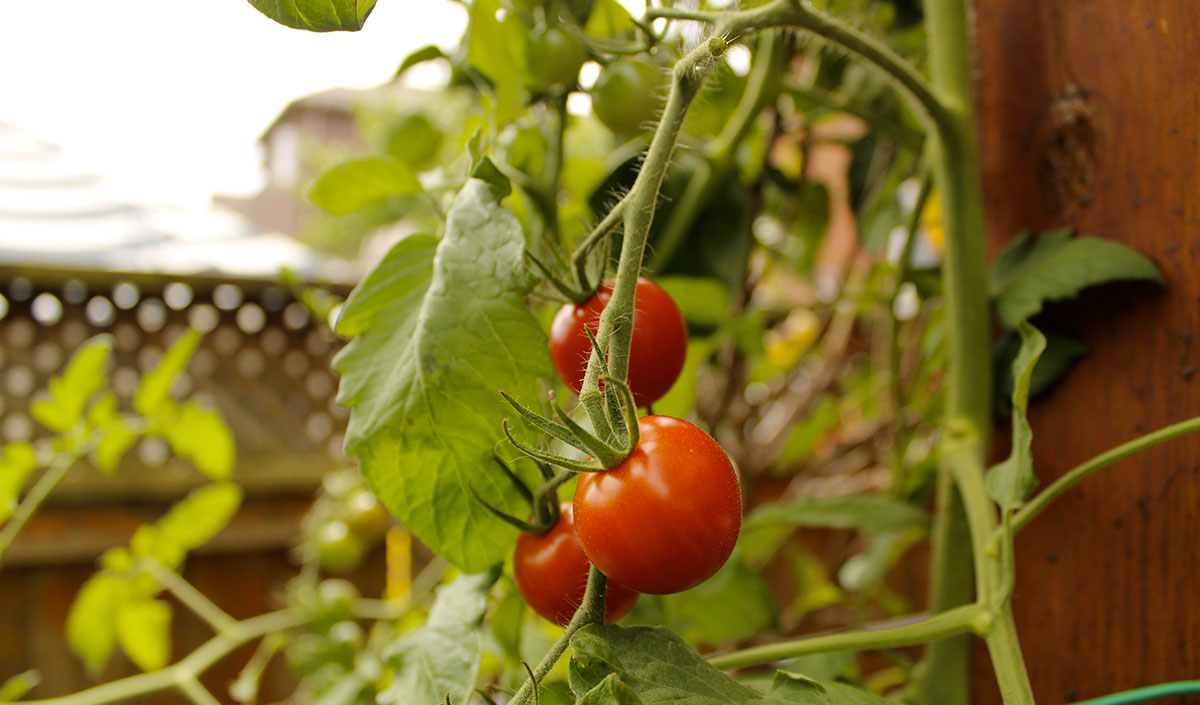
986,321,1046,511
378,569,499,705
667,558,777,645
135,482,243,569
162,401,236,479
569,625,784,704
135,329,201,418
245,0,376,32
577,674,647,705
992,331,1087,419
115,597,172,672
818,683,905,705
309,157,422,216
466,0,528,123
768,671,829,704
396,45,446,77
0,442,37,524
0,670,41,702
656,277,730,326
67,573,129,674
742,496,927,563
30,334,112,432
991,228,1164,329
334,179,553,572
585,0,636,37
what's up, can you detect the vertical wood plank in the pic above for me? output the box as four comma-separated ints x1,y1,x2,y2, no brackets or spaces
973,1,1200,702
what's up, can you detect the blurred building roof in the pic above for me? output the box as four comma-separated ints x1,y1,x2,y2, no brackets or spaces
0,122,353,282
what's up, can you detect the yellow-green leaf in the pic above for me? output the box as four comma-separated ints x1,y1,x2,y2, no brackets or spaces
135,329,201,418
67,573,129,674
31,335,112,432
0,442,37,524
309,157,422,216
116,598,172,672
163,401,235,479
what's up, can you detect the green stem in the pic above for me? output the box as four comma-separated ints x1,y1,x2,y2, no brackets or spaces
0,449,81,572
543,93,568,245
986,610,1035,705
176,678,221,705
578,39,717,430
707,603,990,671
918,0,1001,700
20,610,304,705
142,559,238,635
1011,415,1200,534
509,566,608,705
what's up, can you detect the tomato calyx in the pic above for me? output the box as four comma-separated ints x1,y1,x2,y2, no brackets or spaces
470,455,568,536
499,342,641,473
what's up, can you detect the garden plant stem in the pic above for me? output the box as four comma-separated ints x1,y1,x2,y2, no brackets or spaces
0,449,81,572
707,603,991,670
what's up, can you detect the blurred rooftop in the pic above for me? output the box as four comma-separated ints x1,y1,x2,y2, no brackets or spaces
0,122,354,283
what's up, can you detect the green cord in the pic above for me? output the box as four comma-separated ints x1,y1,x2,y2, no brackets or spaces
1075,681,1200,705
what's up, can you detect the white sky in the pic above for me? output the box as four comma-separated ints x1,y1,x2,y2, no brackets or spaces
0,1,472,210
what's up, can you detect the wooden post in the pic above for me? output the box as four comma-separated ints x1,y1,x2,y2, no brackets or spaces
974,1,1200,702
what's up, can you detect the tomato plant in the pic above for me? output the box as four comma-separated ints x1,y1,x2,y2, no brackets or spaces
513,502,639,625
574,416,741,595
6,1,1191,705
550,277,688,408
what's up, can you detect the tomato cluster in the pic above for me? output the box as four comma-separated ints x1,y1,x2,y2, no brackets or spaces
513,279,740,622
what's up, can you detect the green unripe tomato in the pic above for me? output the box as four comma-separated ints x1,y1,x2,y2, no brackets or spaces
526,27,587,91
343,489,392,541
315,520,367,573
591,59,668,137
316,578,359,620
323,620,364,668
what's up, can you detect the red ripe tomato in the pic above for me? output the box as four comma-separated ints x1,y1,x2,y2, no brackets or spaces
573,415,741,595
512,502,639,625
549,277,687,408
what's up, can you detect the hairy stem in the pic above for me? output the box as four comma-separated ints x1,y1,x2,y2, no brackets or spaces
578,40,717,429
707,603,990,670
509,567,608,705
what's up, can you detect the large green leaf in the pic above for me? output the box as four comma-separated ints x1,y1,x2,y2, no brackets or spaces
569,625,780,705
334,179,553,571
991,229,1164,329
379,570,498,705
246,0,376,32
986,321,1046,511
577,674,648,705
30,335,112,432
992,331,1087,419
309,158,422,216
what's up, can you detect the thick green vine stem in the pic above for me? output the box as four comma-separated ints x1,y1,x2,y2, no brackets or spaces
508,566,609,705
577,38,721,433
